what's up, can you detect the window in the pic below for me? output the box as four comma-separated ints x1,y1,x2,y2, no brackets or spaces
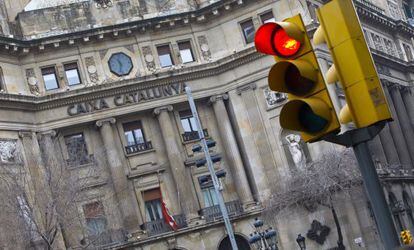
0,67,4,92
403,3,413,18
202,186,219,207
42,67,59,90
260,11,275,23
157,45,174,68
179,110,198,133
178,41,195,63
83,201,107,236
403,43,413,61
240,19,255,44
143,188,163,222
108,52,133,76
123,121,145,146
64,133,89,165
64,62,81,86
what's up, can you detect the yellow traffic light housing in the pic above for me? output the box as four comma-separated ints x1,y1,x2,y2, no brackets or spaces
401,230,413,245
314,0,392,128
255,14,339,142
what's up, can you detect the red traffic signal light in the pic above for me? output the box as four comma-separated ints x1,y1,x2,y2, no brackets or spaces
254,22,302,57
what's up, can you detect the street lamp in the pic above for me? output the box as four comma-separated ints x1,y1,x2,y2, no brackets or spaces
296,234,306,250
248,218,278,250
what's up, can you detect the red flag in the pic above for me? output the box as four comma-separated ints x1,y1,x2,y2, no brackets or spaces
161,199,178,231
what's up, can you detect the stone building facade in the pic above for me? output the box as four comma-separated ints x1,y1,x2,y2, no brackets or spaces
0,0,412,249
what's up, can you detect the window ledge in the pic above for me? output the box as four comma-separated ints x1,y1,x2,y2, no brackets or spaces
124,148,156,157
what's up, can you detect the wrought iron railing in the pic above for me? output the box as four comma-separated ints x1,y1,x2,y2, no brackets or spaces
82,229,127,249
144,214,187,236
200,200,243,222
182,129,209,142
125,141,153,155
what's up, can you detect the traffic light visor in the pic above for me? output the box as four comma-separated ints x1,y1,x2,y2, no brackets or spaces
268,60,317,96
280,99,331,133
255,22,302,57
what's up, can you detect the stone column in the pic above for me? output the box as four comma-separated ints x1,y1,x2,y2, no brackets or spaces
236,83,274,199
390,85,414,165
383,85,413,169
368,135,387,165
209,94,255,207
153,106,200,222
378,123,400,167
19,131,66,250
96,118,143,231
401,87,414,129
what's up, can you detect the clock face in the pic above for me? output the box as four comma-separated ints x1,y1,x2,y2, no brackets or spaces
108,52,133,76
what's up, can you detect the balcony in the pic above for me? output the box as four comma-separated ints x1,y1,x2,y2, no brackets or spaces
125,141,153,155
200,200,243,223
182,129,209,142
81,229,127,249
144,214,187,237
66,154,95,167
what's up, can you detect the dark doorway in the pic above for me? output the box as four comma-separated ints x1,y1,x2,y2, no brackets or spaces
218,234,250,250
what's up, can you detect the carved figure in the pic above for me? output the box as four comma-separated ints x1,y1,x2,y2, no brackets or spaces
264,87,286,107
286,134,306,169
0,140,17,163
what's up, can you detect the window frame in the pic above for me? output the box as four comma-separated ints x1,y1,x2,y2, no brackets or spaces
82,201,108,236
177,40,195,64
122,121,147,146
240,18,255,44
64,132,89,165
259,11,276,24
179,110,198,133
143,188,163,222
156,44,175,68
64,62,82,86
41,66,59,91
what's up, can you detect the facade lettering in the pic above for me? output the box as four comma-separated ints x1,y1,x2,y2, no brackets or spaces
68,83,186,116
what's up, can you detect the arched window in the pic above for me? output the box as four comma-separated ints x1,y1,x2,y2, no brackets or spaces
218,234,250,250
280,129,311,170
389,192,404,231
403,191,414,231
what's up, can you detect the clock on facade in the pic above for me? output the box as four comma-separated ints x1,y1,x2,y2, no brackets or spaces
108,52,133,76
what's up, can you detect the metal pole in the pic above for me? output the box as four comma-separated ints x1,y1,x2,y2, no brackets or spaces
185,86,239,250
352,141,400,249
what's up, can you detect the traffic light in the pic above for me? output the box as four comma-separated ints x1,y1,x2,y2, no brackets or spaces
313,0,392,128
401,230,413,245
254,14,339,142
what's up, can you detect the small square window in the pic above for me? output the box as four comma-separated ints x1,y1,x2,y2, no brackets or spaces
240,19,255,44
260,11,275,23
157,45,174,68
178,41,195,63
42,67,59,90
64,62,81,86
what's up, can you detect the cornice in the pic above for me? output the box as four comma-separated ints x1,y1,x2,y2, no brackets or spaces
0,0,261,53
354,0,414,37
0,46,263,110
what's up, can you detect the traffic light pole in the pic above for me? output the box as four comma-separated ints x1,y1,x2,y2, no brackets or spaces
323,122,400,249
185,86,239,250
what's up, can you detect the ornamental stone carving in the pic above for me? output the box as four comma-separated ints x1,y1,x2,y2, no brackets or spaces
285,134,306,170
0,139,20,164
263,87,287,107
26,68,40,96
85,57,99,85
142,46,156,72
197,35,211,61
94,0,113,8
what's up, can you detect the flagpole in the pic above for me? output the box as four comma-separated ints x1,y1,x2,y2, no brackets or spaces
185,86,239,250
